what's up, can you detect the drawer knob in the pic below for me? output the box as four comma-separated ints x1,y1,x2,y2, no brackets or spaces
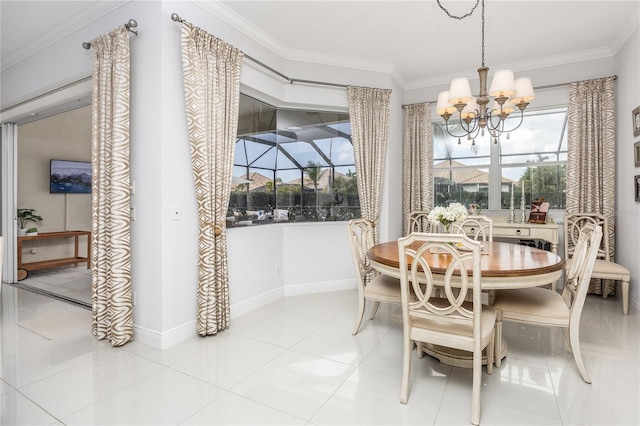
516,229,521,235
470,227,475,233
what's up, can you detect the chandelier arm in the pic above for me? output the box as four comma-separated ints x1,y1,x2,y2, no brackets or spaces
436,0,480,20
486,109,526,136
443,119,475,140
500,111,526,134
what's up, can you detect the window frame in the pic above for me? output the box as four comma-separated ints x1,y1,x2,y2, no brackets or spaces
432,106,568,210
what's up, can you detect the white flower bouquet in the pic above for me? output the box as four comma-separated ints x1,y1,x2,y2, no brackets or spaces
427,202,468,232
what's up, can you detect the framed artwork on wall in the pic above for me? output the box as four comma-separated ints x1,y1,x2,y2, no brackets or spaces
635,141,640,168
634,106,640,137
636,175,640,203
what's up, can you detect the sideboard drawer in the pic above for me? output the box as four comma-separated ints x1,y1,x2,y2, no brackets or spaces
495,227,531,237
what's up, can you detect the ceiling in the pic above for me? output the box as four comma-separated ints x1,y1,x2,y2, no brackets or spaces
1,0,639,89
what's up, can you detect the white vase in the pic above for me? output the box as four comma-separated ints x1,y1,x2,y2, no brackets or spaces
18,228,27,237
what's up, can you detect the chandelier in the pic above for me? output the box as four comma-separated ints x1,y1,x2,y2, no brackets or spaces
436,0,535,145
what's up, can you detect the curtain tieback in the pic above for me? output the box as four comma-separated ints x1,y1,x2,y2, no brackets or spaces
202,220,223,236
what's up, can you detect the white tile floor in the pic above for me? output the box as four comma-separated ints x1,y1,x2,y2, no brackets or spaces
1,283,638,425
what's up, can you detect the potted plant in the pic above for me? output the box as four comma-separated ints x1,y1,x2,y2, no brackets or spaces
26,227,38,236
17,208,43,236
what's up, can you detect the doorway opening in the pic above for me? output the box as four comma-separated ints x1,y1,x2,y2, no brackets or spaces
12,103,92,308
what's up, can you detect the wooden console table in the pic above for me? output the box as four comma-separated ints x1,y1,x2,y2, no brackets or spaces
17,231,91,281
462,216,559,254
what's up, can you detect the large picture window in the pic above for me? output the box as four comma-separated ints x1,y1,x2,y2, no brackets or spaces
433,107,567,210
228,95,360,226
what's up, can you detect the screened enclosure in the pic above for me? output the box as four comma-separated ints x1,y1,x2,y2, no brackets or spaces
228,95,360,226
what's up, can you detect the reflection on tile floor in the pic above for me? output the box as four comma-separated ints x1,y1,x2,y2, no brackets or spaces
1,283,638,425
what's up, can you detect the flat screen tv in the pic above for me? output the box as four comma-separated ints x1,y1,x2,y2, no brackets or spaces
50,159,92,193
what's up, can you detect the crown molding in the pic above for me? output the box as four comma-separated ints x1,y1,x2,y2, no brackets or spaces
195,0,406,88
609,13,640,55
404,47,617,91
1,1,129,72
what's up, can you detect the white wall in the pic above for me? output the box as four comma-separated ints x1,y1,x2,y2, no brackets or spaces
614,26,640,310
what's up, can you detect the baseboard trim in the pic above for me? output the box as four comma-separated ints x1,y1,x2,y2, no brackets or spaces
133,321,196,350
132,280,357,349
284,279,356,296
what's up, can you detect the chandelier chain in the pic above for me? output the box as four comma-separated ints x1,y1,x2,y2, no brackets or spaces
481,0,485,67
436,0,479,20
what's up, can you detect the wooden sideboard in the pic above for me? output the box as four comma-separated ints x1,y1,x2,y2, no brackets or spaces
17,231,91,280
461,217,559,254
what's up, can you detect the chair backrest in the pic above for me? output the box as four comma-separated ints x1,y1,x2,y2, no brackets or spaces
452,215,493,242
407,210,435,234
565,213,609,261
347,219,376,289
397,232,483,338
563,223,602,319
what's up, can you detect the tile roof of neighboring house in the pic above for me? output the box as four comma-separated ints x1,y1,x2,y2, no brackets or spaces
238,161,515,191
434,160,516,185
287,169,344,190
233,172,272,191
239,169,349,191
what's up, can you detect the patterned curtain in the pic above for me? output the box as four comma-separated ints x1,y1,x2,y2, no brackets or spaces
180,22,243,336
347,86,392,244
90,26,133,346
402,103,432,236
566,76,616,295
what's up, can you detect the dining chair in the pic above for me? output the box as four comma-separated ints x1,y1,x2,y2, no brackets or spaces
492,223,602,382
565,212,630,315
452,215,493,242
407,210,435,233
347,218,403,335
397,232,495,426
452,215,494,302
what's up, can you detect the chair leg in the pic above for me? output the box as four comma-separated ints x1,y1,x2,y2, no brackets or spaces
622,280,629,315
369,301,381,320
602,279,609,299
400,335,413,404
486,332,494,375
494,310,503,368
416,342,424,359
568,325,591,384
471,347,482,425
352,297,366,335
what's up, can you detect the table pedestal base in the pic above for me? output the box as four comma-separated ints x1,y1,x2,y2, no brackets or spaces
420,338,507,368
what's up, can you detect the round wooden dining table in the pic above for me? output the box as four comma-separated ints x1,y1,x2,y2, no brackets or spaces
367,241,565,367
368,241,565,290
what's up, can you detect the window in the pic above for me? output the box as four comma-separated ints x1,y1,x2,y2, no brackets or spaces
229,95,360,226
433,107,567,210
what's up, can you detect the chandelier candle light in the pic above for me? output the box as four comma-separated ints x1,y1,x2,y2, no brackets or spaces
436,0,535,145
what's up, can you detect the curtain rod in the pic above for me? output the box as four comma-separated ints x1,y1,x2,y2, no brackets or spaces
170,13,349,89
82,19,139,49
403,75,618,107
